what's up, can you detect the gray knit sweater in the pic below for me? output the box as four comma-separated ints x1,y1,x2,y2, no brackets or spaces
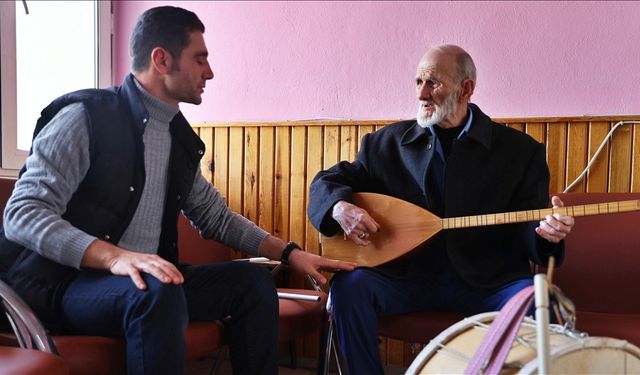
3,80,268,268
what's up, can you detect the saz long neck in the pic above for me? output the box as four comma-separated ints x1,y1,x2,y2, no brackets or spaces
442,200,640,230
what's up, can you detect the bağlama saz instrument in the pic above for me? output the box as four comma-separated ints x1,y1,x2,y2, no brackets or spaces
320,192,640,267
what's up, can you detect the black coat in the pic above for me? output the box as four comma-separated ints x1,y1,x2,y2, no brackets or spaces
308,104,562,288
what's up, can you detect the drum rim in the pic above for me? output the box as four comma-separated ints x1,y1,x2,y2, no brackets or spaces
405,312,497,374
406,312,640,375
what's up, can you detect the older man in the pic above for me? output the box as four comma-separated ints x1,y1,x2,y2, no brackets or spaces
307,45,574,374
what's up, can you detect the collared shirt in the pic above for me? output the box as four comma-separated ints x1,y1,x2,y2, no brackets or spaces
428,106,474,163
424,106,474,215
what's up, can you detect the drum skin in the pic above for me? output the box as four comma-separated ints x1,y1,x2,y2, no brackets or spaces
406,312,640,374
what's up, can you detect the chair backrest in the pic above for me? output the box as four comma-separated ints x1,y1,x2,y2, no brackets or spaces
554,192,640,315
177,216,231,265
0,178,16,226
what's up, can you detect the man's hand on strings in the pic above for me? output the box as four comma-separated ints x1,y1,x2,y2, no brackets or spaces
535,196,575,243
332,200,381,246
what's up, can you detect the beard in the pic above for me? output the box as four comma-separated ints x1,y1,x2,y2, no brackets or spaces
417,89,460,128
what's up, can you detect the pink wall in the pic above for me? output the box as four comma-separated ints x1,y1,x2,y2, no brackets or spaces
114,1,640,123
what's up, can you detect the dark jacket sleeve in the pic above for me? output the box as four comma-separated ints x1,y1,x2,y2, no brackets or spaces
509,142,565,267
308,135,374,236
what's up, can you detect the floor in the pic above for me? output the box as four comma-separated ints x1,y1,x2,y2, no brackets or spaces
185,353,407,375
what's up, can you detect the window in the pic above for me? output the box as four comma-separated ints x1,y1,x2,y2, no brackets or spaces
0,0,112,172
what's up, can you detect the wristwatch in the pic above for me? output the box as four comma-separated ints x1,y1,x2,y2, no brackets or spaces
280,241,301,266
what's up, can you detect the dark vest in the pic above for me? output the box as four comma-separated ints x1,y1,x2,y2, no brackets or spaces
0,74,204,330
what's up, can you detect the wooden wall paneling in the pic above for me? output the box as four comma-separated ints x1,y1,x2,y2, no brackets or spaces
274,127,291,241
340,125,358,162
228,127,244,258
289,126,308,288
545,122,568,194
259,127,275,233
378,337,388,366
506,122,525,133
564,122,589,193
404,343,423,367
228,128,244,213
305,127,323,258
524,122,546,144
289,126,308,357
632,124,640,192
358,125,375,152
213,127,229,199
303,126,324,358
198,127,214,183
243,127,259,225
608,121,633,192
320,125,339,260
289,127,307,239
386,338,404,367
323,126,340,170
274,126,292,360
191,115,640,368
586,121,611,192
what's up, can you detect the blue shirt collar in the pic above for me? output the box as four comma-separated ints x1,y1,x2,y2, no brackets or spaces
427,105,474,140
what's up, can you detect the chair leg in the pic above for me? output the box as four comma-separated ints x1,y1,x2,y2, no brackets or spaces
289,340,297,368
331,328,345,375
317,316,345,375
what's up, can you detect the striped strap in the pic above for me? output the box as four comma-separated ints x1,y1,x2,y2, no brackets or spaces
465,285,535,374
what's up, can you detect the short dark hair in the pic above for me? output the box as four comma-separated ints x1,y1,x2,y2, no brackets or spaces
129,6,205,72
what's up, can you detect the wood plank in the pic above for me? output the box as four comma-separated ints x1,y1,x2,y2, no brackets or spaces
586,121,610,192
243,127,259,224
633,124,640,192
199,127,214,183
357,125,375,153
228,128,244,214
228,127,244,259
608,120,633,192
305,127,323,258
404,343,424,367
323,126,340,170
259,127,275,233
525,122,546,144
274,127,291,243
386,338,404,367
340,125,358,162
564,121,588,193
546,122,567,194
213,127,229,200
303,126,324,359
289,126,307,290
506,122,525,133
379,337,388,365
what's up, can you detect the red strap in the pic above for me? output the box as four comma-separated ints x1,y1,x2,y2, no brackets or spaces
465,285,535,374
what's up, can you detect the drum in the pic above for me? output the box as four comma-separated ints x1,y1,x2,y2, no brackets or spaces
406,312,640,374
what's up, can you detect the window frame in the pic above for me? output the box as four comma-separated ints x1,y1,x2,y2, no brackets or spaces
0,0,113,174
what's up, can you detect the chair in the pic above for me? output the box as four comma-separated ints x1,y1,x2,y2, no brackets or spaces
0,346,69,375
319,300,463,374
551,192,640,346
0,216,226,375
0,176,327,373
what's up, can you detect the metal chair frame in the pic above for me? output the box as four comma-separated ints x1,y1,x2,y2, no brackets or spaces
0,279,57,353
